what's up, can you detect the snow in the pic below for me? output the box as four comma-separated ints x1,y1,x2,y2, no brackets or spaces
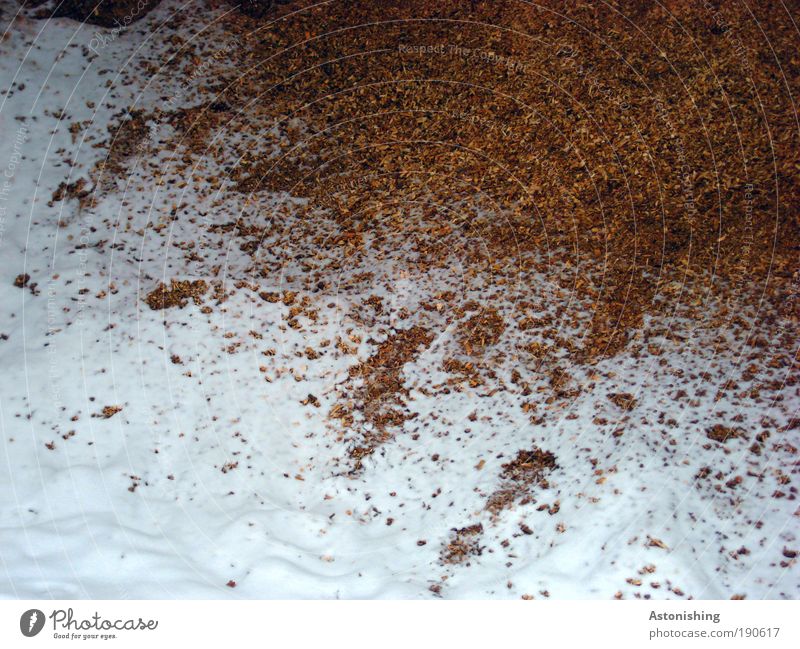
0,1,797,600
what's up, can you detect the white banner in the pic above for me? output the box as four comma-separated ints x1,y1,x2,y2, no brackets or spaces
0,600,797,648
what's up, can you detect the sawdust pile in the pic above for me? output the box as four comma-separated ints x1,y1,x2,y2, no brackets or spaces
137,0,800,359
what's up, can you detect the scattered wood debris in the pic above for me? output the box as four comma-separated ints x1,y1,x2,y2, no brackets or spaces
95,405,122,419
332,326,433,472
487,447,558,513
706,425,746,444
145,280,208,310
441,523,484,564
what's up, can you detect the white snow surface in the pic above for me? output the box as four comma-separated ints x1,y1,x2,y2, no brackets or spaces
0,1,797,599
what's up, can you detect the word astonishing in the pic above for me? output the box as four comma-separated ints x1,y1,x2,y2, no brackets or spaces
50,609,158,632
650,610,720,624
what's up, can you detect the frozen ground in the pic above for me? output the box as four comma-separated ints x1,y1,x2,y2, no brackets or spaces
0,1,798,599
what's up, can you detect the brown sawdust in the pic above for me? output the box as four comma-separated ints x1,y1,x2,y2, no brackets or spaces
145,279,208,310
338,325,434,472
487,447,558,514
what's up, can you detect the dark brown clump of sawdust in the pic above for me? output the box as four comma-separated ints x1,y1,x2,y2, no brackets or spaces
706,424,746,443
145,280,208,310
13,274,30,288
50,178,91,208
487,447,558,514
608,392,638,412
238,0,284,20
441,523,484,565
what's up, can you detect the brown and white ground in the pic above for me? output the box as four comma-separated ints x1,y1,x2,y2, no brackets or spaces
0,0,798,598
